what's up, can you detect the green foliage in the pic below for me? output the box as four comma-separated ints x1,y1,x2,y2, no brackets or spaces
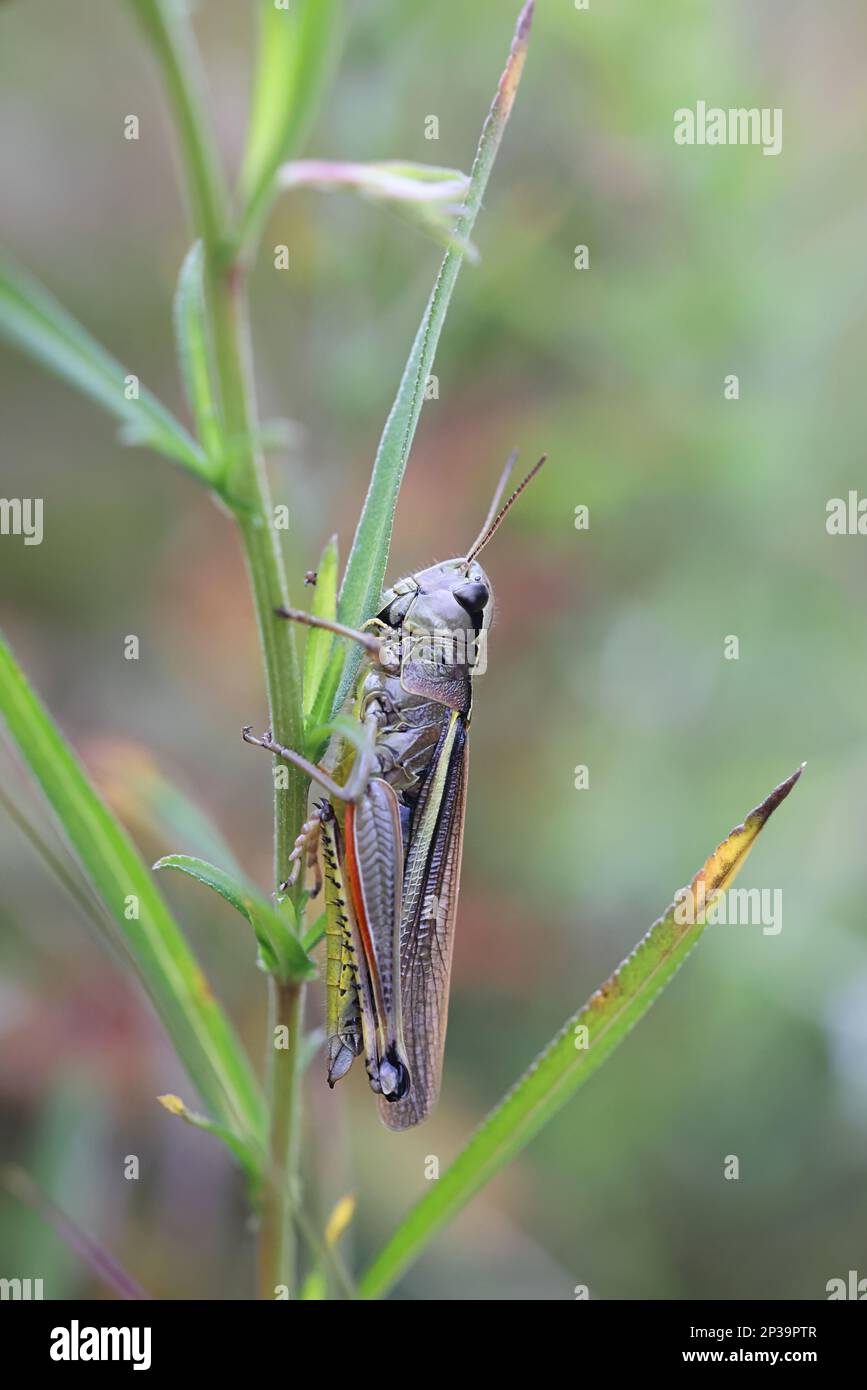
302,535,340,724
153,854,315,984
277,159,475,257
156,1095,263,1190
0,0,807,1304
173,241,224,474
239,0,344,249
0,252,211,480
0,633,265,1149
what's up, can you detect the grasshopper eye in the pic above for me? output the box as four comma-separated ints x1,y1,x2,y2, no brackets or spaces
453,581,489,617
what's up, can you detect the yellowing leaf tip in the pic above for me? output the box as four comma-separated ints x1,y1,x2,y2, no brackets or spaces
157,1093,186,1116
497,0,535,117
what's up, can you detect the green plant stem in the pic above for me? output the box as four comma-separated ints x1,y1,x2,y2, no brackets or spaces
132,0,308,1297
209,264,306,852
128,0,229,258
258,980,304,1298
201,141,309,1315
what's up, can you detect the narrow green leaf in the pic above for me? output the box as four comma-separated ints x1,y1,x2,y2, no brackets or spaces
239,0,343,248
276,159,476,261
304,711,375,773
0,631,265,1146
359,763,805,1299
302,535,339,723
334,0,536,713
173,241,224,472
0,251,213,482
278,158,470,208
0,782,114,942
157,1094,261,1188
308,647,350,749
153,854,316,985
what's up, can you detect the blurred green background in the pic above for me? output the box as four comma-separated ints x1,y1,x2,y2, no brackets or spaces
1,0,865,1300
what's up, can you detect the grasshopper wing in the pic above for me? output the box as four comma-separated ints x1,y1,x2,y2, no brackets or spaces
346,777,411,1101
379,710,469,1130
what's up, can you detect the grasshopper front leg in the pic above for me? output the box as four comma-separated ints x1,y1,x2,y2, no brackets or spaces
274,606,401,674
241,727,372,803
274,605,384,657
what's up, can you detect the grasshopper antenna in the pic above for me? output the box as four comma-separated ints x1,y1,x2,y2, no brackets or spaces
468,448,518,555
464,452,546,566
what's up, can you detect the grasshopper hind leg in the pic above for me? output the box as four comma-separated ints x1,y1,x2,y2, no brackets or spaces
280,812,324,893
327,933,364,1090
320,807,365,1087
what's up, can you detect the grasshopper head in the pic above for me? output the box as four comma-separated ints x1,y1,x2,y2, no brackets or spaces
377,454,546,707
379,557,492,645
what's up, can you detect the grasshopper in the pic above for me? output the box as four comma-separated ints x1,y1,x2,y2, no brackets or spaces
244,453,545,1128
